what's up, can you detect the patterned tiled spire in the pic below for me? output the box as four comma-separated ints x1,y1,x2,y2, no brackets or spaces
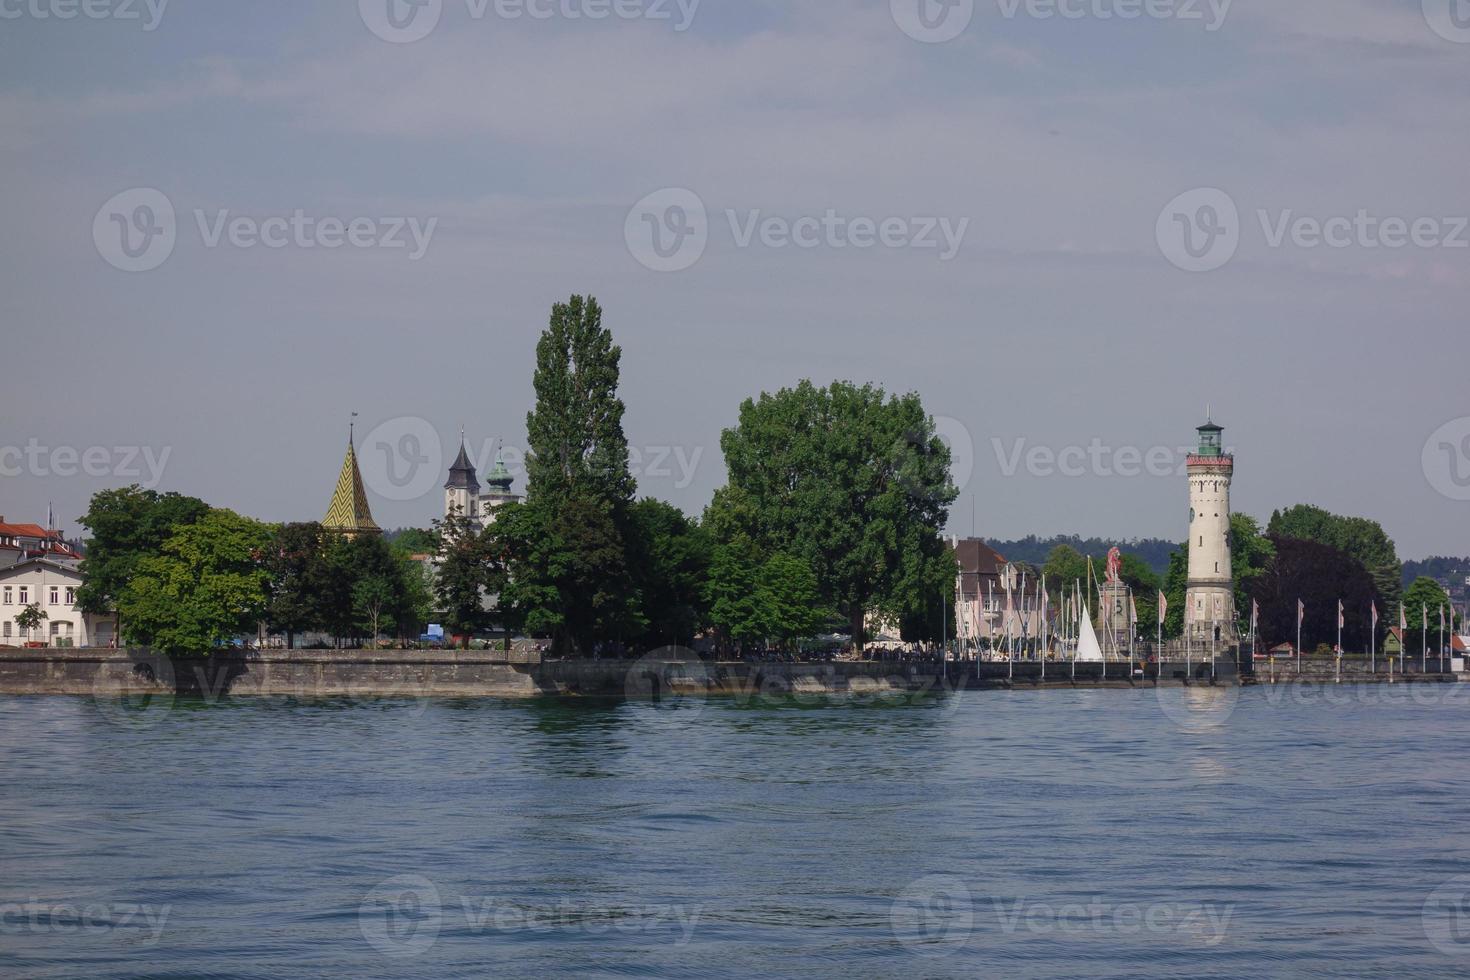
323,418,381,536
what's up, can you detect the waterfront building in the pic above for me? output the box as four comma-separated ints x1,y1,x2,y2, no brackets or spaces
444,436,522,531
322,425,381,537
0,556,111,647
1185,417,1237,647
951,538,1045,647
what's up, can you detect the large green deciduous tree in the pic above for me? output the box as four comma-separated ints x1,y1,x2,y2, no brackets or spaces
1250,535,1379,651
625,498,712,648
434,512,500,649
77,486,210,636
117,508,275,654
717,380,957,650
263,522,329,649
1268,504,1401,612
1400,577,1460,655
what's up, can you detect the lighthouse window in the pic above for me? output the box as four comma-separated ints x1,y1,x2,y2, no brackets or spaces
1215,562,1220,573
1199,536,1203,547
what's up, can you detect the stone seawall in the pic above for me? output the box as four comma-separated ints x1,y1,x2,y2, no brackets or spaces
0,648,954,700
0,648,1271,699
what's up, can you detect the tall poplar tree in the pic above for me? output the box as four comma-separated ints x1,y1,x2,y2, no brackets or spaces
496,295,643,654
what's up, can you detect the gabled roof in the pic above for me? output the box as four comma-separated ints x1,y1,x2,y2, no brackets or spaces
323,437,381,535
0,556,83,579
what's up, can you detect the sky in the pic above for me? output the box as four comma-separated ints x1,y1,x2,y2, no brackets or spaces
1,0,1467,560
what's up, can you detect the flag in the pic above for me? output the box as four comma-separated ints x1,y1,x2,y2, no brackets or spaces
1158,590,1168,622
1372,601,1379,629
1338,600,1345,630
1130,594,1138,625
1401,603,1408,632
1298,599,1306,626
1251,599,1259,633
1424,604,1429,632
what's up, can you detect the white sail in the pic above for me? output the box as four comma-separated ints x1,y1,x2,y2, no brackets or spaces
1076,604,1105,662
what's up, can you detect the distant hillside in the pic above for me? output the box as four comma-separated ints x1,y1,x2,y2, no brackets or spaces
984,535,1178,578
1402,556,1470,589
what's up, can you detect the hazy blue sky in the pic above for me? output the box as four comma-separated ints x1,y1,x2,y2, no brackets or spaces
2,0,1467,559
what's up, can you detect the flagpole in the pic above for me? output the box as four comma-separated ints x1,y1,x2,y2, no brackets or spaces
1297,600,1303,677
1072,580,1079,684
1423,604,1429,675
1157,590,1164,686
1128,587,1136,680
1040,576,1047,684
1336,600,1342,685
1370,603,1376,675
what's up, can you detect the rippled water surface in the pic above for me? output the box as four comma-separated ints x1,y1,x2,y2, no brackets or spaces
4,684,1470,978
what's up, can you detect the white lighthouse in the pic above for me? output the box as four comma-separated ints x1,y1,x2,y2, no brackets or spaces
1185,417,1237,648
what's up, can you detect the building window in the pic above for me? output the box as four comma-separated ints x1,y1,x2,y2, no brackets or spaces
50,587,60,606
2,622,9,639
1,587,9,605
65,588,75,605
17,587,28,605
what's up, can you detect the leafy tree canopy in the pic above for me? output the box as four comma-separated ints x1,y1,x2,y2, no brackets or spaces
117,508,275,655
717,379,956,649
1268,504,1401,610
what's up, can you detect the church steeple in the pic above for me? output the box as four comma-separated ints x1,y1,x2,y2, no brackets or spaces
445,428,480,494
323,416,381,537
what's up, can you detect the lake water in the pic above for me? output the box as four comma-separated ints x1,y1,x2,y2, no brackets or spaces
4,683,1470,978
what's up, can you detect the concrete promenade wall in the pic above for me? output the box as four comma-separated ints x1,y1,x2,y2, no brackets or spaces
0,648,956,700
0,648,1286,699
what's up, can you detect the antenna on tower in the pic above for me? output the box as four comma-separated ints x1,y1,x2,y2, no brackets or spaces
349,412,359,443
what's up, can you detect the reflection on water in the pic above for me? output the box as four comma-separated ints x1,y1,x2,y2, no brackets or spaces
2,687,1470,978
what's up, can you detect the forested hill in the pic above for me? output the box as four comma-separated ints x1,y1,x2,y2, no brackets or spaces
1402,556,1470,589
984,535,1178,578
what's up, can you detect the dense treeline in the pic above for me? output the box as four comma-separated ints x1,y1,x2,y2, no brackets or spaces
72,295,1441,657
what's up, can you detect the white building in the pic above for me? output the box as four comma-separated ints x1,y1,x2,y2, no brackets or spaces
1185,418,1238,646
444,437,522,530
0,556,113,647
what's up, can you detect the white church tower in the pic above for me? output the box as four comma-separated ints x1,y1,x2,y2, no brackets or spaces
1185,416,1237,647
444,434,480,523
